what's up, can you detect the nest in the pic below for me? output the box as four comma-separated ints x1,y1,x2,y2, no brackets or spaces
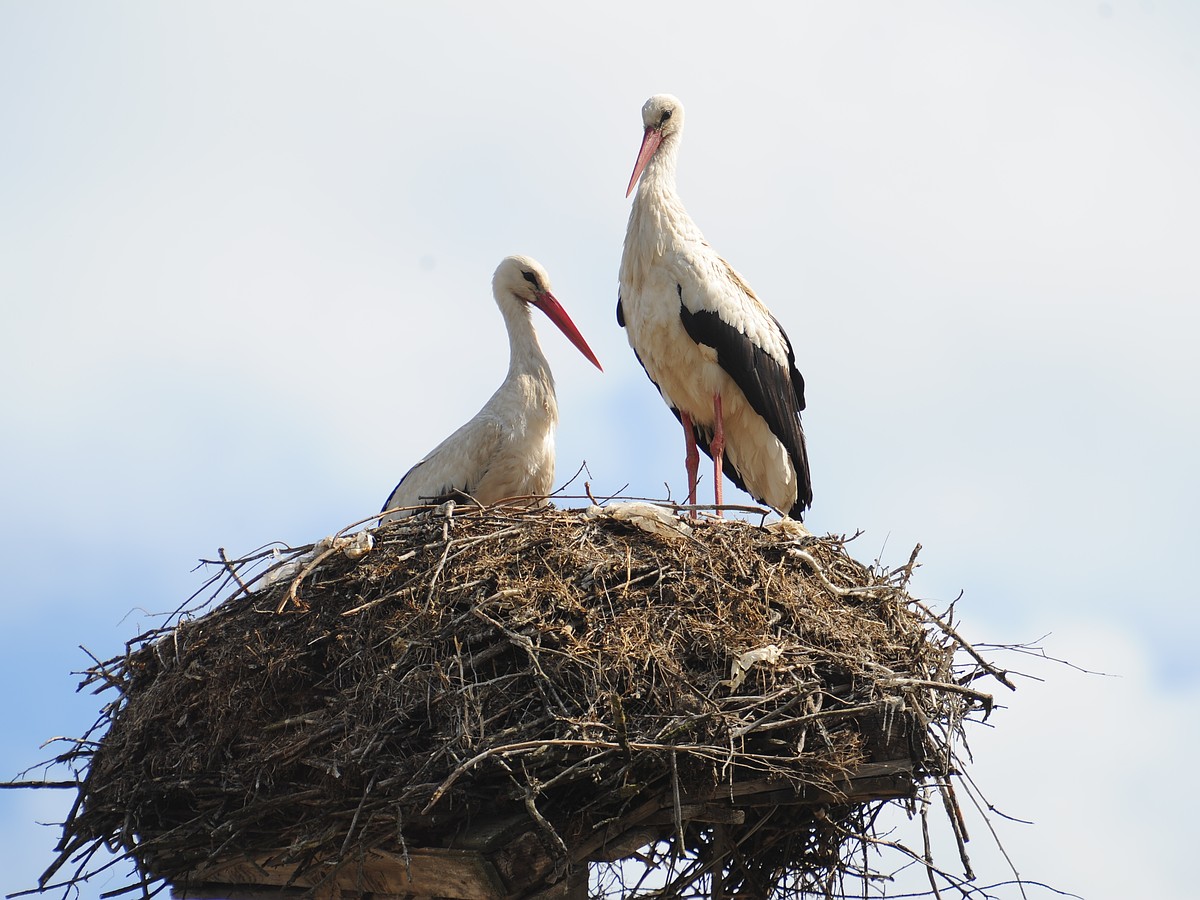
42,502,1004,899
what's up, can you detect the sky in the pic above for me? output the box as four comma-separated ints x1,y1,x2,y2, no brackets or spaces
1,1,1198,897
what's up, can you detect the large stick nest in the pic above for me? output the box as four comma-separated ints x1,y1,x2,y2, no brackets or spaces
43,502,1002,899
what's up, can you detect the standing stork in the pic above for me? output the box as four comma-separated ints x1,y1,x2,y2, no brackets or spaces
618,94,812,520
380,255,602,522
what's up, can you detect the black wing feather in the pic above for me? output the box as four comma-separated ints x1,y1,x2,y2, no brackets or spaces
382,460,477,515
677,296,812,516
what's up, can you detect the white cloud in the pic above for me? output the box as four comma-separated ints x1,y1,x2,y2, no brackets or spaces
2,2,1198,897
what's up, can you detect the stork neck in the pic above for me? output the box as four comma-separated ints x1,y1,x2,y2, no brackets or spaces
636,133,680,200
623,135,701,288
500,301,552,381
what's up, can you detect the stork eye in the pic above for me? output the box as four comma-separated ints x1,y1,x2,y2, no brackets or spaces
521,271,539,287
660,109,672,125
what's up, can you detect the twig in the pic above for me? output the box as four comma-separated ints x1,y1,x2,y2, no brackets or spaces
892,542,922,588
277,541,343,613
920,790,943,900
670,748,684,848
912,599,1017,691
887,678,995,716
337,772,379,860
513,760,569,860
786,548,873,599
940,780,974,880
217,547,250,598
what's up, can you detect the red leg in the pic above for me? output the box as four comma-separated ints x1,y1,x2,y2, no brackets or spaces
681,411,699,519
711,393,725,516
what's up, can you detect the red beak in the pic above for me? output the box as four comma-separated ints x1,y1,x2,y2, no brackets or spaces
626,126,664,198
534,292,603,372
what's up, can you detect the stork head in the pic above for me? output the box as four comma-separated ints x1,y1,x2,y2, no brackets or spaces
626,93,684,197
494,255,603,371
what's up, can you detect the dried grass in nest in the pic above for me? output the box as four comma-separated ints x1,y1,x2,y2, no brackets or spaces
38,501,1004,899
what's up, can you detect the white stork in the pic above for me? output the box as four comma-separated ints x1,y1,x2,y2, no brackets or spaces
380,255,602,522
618,94,812,519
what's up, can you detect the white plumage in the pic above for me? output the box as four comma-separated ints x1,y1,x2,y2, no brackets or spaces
618,94,812,519
381,256,602,522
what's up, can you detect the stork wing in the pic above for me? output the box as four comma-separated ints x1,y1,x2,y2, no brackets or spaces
677,274,812,515
380,416,505,517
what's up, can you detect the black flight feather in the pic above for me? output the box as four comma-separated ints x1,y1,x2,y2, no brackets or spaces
677,296,812,517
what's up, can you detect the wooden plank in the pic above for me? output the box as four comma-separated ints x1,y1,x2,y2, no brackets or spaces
487,827,556,891
448,811,538,852
713,760,915,805
173,887,312,900
176,759,918,898
179,848,507,900
578,759,914,864
370,848,508,898
525,868,588,900
646,804,746,826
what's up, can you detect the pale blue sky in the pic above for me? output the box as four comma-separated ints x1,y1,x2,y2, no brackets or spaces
2,2,1198,897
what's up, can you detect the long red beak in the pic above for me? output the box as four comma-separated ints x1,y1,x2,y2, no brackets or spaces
626,126,663,197
534,292,603,371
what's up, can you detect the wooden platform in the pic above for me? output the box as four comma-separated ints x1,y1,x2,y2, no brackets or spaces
175,848,585,900
172,759,914,900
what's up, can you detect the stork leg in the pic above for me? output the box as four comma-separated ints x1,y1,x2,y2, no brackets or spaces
680,411,700,519
711,393,725,517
